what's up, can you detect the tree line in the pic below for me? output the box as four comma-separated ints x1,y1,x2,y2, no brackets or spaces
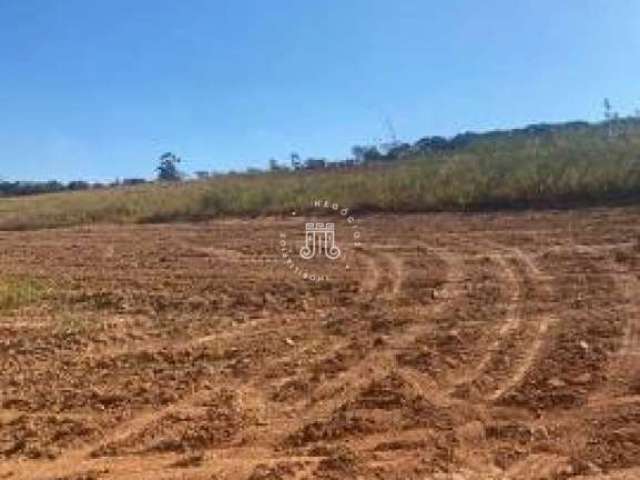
0,178,148,197
2,107,639,197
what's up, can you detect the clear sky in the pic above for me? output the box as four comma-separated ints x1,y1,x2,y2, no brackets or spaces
1,0,639,182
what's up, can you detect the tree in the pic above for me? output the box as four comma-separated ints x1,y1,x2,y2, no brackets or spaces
351,146,364,164
414,136,453,152
290,152,302,170
351,145,382,164
122,178,147,186
156,152,182,181
304,157,326,169
603,98,612,120
385,142,411,160
269,158,282,171
67,180,90,191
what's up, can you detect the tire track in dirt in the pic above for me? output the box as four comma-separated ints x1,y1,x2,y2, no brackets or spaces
361,242,492,411
496,242,632,413
294,247,406,418
425,246,468,316
488,314,555,402
24,378,303,480
450,246,556,403
396,244,470,392
24,389,205,479
357,247,405,300
22,385,324,480
85,315,272,360
586,394,640,410
392,244,472,405
383,250,405,299
448,251,522,396
7,240,471,479
177,242,260,263
505,453,572,480
283,245,465,442
33,250,404,478
580,243,640,404
538,243,638,406
322,244,467,406
358,251,381,294
380,244,469,372
570,467,640,480
394,244,472,390
21,321,309,479
54,253,399,468
488,247,557,402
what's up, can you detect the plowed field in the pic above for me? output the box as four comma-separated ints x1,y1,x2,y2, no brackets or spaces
2,208,640,479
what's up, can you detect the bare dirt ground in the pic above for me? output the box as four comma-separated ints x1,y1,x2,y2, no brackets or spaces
2,207,640,479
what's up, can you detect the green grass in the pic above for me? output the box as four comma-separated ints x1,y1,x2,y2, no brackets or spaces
0,277,45,310
3,126,640,230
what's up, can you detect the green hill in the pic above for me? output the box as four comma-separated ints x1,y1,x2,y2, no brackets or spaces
2,118,640,230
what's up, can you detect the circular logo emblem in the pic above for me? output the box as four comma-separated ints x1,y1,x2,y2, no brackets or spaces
279,199,363,282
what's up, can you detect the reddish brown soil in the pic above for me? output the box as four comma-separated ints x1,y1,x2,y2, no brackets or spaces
2,208,640,479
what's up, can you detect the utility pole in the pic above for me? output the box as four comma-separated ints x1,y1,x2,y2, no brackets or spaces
604,98,614,138
384,116,398,146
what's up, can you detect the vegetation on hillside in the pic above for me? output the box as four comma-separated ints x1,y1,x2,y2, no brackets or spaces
2,117,640,230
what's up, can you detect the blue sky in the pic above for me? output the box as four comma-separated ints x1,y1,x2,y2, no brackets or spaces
0,0,639,182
